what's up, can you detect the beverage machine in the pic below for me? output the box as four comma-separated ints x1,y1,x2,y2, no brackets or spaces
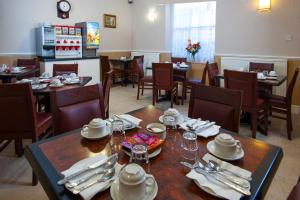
36,25,56,57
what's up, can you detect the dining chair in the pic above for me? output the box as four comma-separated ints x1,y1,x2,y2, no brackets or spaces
287,176,300,200
207,62,220,87
135,59,153,100
189,85,242,132
224,70,269,138
249,62,274,72
53,64,78,76
171,57,187,103
103,70,113,118
0,83,53,185
152,63,178,108
127,55,144,88
100,55,125,85
17,58,40,77
50,84,105,135
269,68,299,140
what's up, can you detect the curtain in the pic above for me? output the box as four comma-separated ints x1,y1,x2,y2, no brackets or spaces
171,2,216,62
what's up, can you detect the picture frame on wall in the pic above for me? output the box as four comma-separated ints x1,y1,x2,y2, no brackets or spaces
104,14,116,28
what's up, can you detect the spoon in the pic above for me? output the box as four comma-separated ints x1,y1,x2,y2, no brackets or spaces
66,157,118,187
208,160,252,181
72,168,115,194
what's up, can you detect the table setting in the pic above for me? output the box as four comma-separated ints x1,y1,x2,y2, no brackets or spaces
255,70,278,80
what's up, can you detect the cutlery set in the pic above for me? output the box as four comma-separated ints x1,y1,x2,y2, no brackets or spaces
186,119,216,133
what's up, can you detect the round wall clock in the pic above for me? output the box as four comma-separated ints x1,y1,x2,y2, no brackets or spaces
57,0,71,19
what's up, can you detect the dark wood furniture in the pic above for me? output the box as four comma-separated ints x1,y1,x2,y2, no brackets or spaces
25,105,283,200
270,68,299,140
287,177,300,200
50,84,105,135
207,62,220,87
224,70,268,138
171,57,187,82
53,64,78,76
0,67,39,83
135,59,153,100
249,62,274,72
0,83,53,185
17,58,40,78
152,63,178,107
109,57,133,85
103,71,113,119
127,55,144,88
100,56,124,85
189,85,242,132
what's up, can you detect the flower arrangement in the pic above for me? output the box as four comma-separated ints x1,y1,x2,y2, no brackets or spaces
186,39,201,61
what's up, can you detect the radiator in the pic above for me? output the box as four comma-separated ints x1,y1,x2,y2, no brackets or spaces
220,56,288,96
131,51,160,76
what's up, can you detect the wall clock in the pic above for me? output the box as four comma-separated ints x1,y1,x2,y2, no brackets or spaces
57,0,71,19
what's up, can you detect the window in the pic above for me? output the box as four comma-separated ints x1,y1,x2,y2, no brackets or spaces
171,2,216,62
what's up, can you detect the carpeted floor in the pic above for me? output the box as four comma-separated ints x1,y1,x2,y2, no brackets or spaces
0,85,299,200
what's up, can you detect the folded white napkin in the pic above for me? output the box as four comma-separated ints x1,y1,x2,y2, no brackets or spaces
186,153,252,200
61,154,123,200
118,114,142,127
179,119,220,138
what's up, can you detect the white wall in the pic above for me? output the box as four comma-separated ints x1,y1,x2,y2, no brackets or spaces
0,0,132,54
132,0,300,58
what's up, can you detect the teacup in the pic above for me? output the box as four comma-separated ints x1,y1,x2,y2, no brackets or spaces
119,163,155,200
214,133,241,157
257,72,265,79
69,73,77,79
164,108,180,122
82,118,107,137
51,78,61,85
41,72,50,78
269,71,276,76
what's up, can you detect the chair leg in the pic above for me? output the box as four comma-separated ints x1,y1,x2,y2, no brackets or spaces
32,171,38,186
181,82,184,105
170,90,174,108
137,82,140,100
152,88,156,106
141,83,145,96
251,113,257,139
132,76,135,88
264,106,268,136
287,110,292,140
14,139,23,157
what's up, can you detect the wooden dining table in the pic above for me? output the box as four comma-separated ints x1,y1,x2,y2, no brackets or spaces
0,67,39,83
25,105,282,200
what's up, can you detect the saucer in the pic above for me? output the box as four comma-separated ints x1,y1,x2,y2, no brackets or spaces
123,148,162,159
206,141,244,161
159,115,185,125
63,79,81,85
110,177,158,200
49,83,64,88
81,126,110,140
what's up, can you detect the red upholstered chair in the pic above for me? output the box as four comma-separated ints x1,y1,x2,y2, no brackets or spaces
270,68,299,140
135,59,153,100
100,56,125,85
287,177,300,200
224,70,268,138
152,63,178,108
103,70,113,118
53,64,78,76
249,62,274,72
189,85,242,132
207,62,220,87
127,55,144,88
50,84,105,135
0,83,53,185
17,58,40,77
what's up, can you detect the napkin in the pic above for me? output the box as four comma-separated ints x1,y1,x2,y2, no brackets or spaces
61,154,124,200
179,119,220,138
186,153,252,200
118,114,142,127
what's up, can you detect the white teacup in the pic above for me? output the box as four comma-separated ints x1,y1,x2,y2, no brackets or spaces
42,72,50,78
269,71,276,76
51,78,61,85
82,118,107,137
214,133,241,157
257,72,265,79
69,73,77,79
119,163,155,200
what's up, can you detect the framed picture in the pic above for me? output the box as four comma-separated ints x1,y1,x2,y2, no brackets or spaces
104,14,116,28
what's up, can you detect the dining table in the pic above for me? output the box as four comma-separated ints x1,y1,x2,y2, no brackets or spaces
25,105,283,200
0,67,39,83
109,58,134,85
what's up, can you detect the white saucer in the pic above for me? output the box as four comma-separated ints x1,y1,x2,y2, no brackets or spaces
206,141,244,161
110,177,158,200
194,180,225,199
49,83,64,88
159,115,185,125
63,80,81,85
123,147,162,159
81,126,110,140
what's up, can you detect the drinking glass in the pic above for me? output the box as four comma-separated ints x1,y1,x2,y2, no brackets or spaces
109,119,125,154
130,143,150,173
180,131,198,162
163,115,177,130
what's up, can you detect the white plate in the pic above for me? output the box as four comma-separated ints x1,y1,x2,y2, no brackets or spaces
49,83,64,88
32,84,48,90
81,126,110,140
194,179,225,199
206,141,244,161
63,80,81,85
123,148,162,159
159,115,185,125
110,177,158,200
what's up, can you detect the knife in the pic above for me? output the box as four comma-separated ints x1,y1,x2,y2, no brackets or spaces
180,162,251,196
114,115,141,129
57,154,118,185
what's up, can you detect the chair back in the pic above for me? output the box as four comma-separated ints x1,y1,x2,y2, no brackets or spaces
100,56,112,81
171,57,187,63
17,58,39,77
103,70,113,118
50,84,105,135
189,85,242,132
152,63,173,90
286,68,299,104
0,83,37,139
249,62,274,72
207,62,220,87
133,55,144,66
131,59,144,80
224,70,258,109
53,64,78,76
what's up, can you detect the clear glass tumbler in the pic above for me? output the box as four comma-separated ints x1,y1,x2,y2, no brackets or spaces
163,115,177,130
180,131,198,162
109,119,125,155
130,143,150,172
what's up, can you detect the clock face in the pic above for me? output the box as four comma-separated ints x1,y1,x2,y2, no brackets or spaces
59,0,71,12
